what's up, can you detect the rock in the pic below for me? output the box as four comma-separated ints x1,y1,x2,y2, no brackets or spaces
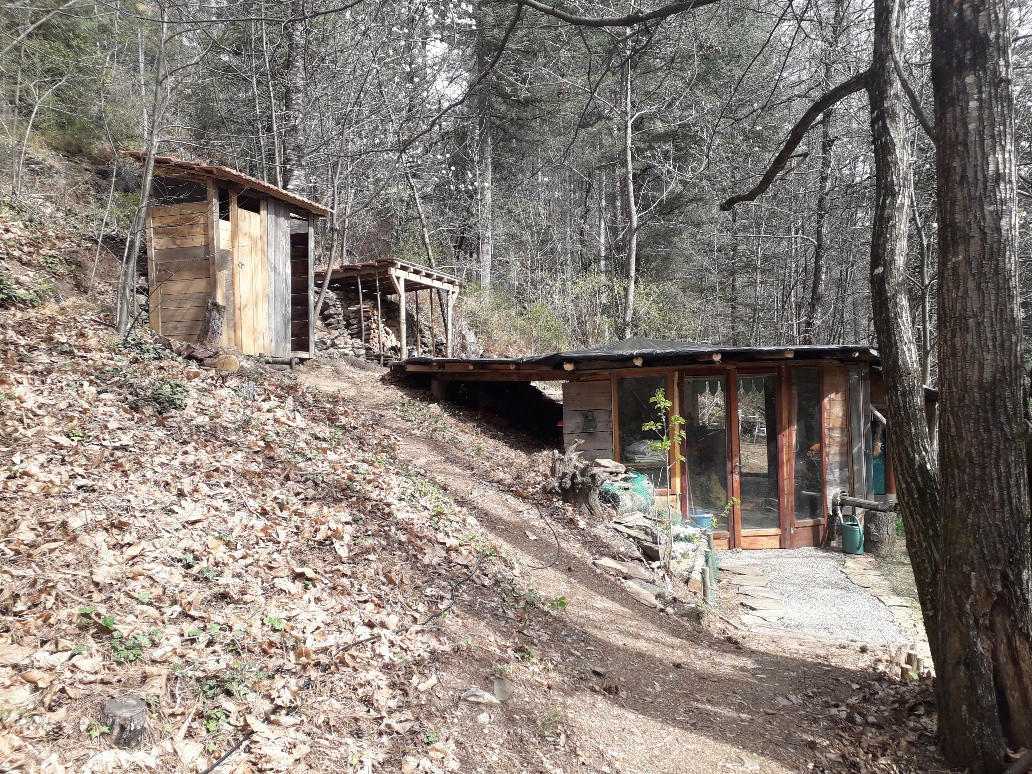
740,596,785,612
631,579,664,598
102,694,147,748
476,712,491,725
491,676,514,703
730,575,769,587
460,687,500,706
737,586,780,600
593,557,652,581
623,580,660,608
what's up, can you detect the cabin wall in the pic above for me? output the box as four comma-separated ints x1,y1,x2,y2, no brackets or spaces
562,379,614,461
823,363,851,516
231,196,270,355
147,199,212,342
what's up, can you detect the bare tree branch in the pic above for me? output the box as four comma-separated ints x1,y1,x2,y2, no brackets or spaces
400,4,523,153
720,69,869,211
518,0,720,27
891,49,936,143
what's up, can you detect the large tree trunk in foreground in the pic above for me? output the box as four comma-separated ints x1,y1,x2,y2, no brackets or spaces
930,0,1032,765
867,0,942,652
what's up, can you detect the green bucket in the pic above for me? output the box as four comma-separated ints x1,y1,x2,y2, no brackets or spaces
840,514,864,555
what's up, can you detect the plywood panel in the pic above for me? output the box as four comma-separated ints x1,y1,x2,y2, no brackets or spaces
154,245,209,264
161,292,209,309
161,306,206,323
160,278,210,296
153,230,208,251
562,379,614,459
233,205,268,356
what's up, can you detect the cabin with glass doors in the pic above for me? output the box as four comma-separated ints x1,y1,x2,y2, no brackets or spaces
401,339,931,550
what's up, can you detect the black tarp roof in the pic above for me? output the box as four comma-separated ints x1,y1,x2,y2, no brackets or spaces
405,338,880,368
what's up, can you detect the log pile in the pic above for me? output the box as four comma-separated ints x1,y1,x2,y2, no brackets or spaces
317,290,401,362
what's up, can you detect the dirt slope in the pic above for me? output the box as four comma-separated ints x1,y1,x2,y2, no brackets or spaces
0,214,947,772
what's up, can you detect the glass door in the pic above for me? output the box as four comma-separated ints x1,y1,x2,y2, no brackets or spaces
734,373,782,544
681,376,731,537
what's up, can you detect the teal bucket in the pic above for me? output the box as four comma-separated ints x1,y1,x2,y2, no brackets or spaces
840,514,864,555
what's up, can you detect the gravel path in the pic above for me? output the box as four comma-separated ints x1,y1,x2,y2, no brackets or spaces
720,547,907,646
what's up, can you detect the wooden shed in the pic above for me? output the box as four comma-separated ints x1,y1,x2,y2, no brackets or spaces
400,339,936,550
125,153,329,358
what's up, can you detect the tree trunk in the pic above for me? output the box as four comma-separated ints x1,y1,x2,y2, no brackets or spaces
282,0,309,192
867,0,942,653
620,50,639,339
475,17,494,293
930,0,1032,763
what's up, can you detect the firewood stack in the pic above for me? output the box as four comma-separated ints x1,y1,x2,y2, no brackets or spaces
317,290,401,362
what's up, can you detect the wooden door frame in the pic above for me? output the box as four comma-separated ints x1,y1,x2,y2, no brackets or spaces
732,366,784,550
677,367,735,548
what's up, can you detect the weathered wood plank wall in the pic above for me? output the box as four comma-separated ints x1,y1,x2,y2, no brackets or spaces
562,379,614,461
149,200,211,341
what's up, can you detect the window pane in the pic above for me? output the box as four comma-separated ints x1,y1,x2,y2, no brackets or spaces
683,377,729,531
793,368,824,522
617,375,669,490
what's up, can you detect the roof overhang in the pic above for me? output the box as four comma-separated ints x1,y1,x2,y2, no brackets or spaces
123,152,330,217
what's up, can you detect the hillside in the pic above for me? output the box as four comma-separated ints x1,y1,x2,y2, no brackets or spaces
0,213,947,772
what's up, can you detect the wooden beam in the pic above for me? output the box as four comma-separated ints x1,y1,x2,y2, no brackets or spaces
445,291,454,358
374,271,384,366
357,273,366,354
398,275,407,358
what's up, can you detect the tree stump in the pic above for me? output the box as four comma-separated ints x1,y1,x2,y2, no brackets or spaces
863,509,899,555
102,694,147,748
200,299,226,346
547,443,625,519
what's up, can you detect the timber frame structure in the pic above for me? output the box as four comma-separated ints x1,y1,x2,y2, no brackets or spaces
126,153,329,358
400,338,935,550
316,259,461,358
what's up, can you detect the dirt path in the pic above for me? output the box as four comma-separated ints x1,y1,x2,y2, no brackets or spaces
300,360,948,773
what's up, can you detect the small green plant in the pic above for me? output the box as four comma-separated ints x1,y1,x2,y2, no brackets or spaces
263,616,285,632
136,591,151,604
78,605,97,623
198,565,219,581
180,551,197,568
87,722,110,740
203,708,226,733
548,596,568,611
110,630,151,663
422,731,439,746
71,644,85,656
149,379,188,414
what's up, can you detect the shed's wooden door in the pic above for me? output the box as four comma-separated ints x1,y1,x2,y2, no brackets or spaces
234,206,269,355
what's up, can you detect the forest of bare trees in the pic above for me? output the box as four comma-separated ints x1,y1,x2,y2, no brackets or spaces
7,0,1027,355
3,0,1032,771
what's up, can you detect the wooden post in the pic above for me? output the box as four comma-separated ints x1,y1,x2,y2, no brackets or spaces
374,271,384,366
445,290,454,357
307,214,315,357
398,274,407,358
414,286,421,357
356,274,366,354
428,286,435,357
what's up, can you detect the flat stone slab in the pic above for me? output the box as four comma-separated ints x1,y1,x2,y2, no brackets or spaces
750,609,786,622
593,557,653,582
741,596,787,612
738,586,781,601
730,575,769,587
719,566,763,577
739,614,770,627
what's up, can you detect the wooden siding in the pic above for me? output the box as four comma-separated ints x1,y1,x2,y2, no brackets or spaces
562,379,614,461
148,200,211,343
266,200,292,358
823,363,851,514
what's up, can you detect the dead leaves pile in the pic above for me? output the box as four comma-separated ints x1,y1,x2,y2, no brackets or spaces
0,279,484,770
